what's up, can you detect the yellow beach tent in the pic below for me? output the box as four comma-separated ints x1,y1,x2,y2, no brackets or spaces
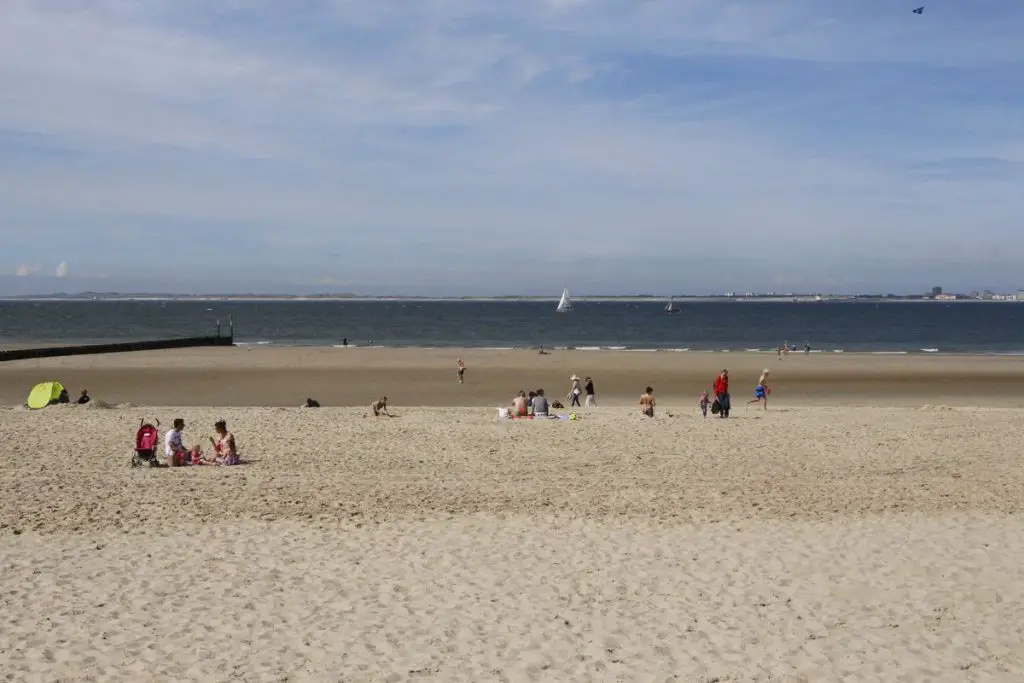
27,381,65,410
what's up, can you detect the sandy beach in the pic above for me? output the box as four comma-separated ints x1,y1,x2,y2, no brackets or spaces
5,346,1024,406
3,350,1024,680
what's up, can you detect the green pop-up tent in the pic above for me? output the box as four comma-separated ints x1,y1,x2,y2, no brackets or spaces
27,381,65,410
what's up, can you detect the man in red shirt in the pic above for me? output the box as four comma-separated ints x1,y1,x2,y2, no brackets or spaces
713,369,731,418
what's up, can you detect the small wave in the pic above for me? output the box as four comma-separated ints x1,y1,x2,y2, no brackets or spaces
332,344,359,348
663,348,689,352
831,349,844,353
235,341,272,347
745,348,761,352
871,351,907,355
480,346,515,350
920,348,939,353
606,346,627,350
577,346,602,351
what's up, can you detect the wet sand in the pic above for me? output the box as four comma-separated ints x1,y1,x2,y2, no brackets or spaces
3,346,1024,406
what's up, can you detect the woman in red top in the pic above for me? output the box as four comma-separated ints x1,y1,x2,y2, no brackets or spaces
713,369,730,418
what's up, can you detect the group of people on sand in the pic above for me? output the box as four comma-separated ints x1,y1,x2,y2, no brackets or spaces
160,418,240,467
640,367,771,419
508,374,596,418
48,387,91,405
566,375,596,407
510,389,550,418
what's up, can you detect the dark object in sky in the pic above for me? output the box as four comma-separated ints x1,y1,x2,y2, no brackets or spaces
912,6,923,13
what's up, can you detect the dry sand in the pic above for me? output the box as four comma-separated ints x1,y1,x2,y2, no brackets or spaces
5,346,1024,406
3,397,1024,680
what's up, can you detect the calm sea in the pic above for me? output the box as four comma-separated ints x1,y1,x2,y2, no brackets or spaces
1,300,1023,354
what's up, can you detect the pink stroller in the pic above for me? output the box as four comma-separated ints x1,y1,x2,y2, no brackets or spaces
131,419,164,468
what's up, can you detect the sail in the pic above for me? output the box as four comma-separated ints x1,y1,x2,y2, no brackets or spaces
557,288,572,312
665,296,675,312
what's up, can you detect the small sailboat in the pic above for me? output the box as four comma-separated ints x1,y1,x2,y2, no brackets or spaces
556,288,572,313
665,296,677,314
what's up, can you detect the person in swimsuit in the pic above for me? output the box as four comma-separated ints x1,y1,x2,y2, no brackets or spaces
457,359,466,384
511,390,528,417
209,420,240,465
369,397,390,417
748,369,769,409
640,386,656,417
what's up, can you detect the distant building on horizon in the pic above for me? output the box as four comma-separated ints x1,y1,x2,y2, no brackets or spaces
931,286,943,297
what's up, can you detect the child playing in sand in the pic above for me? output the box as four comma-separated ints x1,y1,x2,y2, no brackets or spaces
640,386,655,418
699,389,710,418
368,397,390,417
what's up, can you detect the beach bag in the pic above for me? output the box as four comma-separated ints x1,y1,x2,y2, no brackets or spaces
711,399,721,415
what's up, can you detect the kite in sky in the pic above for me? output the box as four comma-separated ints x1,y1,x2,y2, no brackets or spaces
912,6,924,13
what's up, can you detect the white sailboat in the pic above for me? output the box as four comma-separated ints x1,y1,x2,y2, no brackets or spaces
665,296,677,314
556,288,572,313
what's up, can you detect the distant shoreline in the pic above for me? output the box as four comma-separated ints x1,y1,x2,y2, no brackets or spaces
1,295,1020,303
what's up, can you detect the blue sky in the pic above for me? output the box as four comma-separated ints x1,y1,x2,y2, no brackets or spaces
1,0,1022,295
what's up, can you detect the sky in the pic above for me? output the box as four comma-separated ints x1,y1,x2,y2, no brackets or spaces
1,0,1022,296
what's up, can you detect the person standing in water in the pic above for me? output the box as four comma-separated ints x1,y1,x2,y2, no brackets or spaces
457,358,466,384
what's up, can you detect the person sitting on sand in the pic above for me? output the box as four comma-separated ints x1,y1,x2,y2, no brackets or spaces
165,418,203,466
640,386,656,417
209,420,240,466
512,390,529,417
369,397,390,417
76,389,91,405
303,397,320,408
532,389,549,418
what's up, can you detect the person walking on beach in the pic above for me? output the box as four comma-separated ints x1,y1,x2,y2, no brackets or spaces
748,368,769,410
457,358,466,384
584,377,596,407
640,386,656,417
713,369,731,418
698,389,710,418
568,375,582,407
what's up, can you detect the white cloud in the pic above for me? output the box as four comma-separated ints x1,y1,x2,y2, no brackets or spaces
0,0,1021,294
